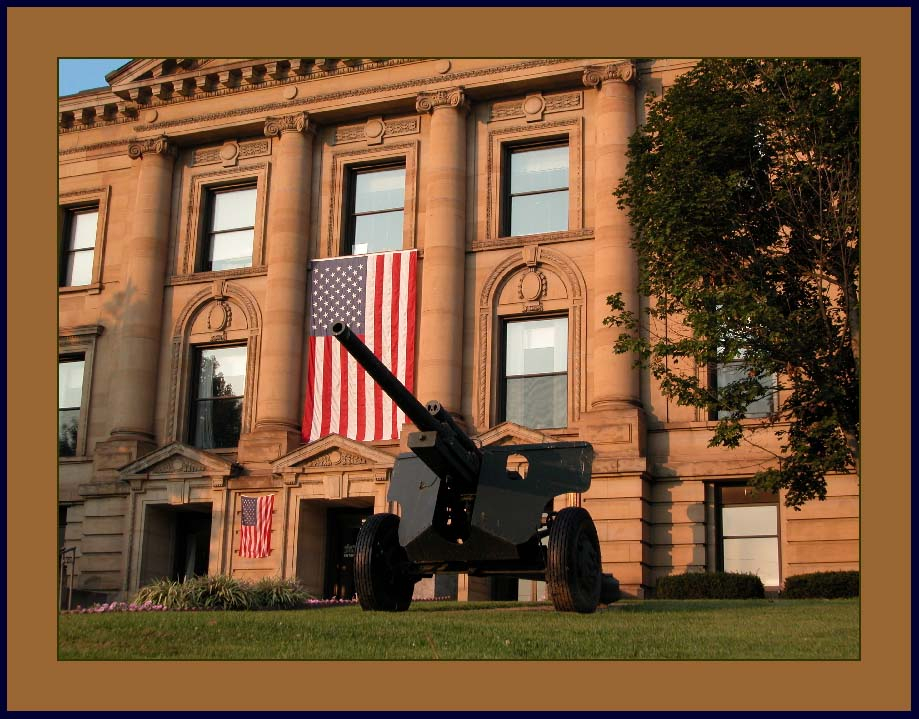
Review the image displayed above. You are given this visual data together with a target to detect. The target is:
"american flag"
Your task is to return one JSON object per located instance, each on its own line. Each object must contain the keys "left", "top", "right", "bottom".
{"left": 302, "top": 249, "right": 417, "bottom": 443}
{"left": 239, "top": 494, "right": 274, "bottom": 559}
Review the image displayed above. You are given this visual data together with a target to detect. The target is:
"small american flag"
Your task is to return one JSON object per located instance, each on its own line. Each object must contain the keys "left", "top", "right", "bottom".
{"left": 239, "top": 494, "right": 274, "bottom": 559}
{"left": 302, "top": 250, "right": 417, "bottom": 442}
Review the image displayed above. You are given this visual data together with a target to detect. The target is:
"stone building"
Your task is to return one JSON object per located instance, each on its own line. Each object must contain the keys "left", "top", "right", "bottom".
{"left": 58, "top": 58, "right": 859, "bottom": 605}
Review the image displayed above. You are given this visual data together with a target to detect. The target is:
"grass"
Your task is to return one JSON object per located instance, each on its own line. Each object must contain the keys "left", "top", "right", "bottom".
{"left": 58, "top": 599, "right": 859, "bottom": 661}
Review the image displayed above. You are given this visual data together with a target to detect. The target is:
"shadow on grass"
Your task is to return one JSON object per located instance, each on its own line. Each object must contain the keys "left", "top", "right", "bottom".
{"left": 406, "top": 598, "right": 849, "bottom": 615}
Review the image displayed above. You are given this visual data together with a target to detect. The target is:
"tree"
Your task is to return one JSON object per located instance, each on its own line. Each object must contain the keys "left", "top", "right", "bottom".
{"left": 608, "top": 59, "right": 859, "bottom": 508}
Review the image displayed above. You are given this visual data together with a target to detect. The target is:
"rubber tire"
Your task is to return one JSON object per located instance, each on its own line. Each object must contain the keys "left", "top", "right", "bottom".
{"left": 546, "top": 507, "right": 602, "bottom": 613}
{"left": 353, "top": 513, "right": 415, "bottom": 612}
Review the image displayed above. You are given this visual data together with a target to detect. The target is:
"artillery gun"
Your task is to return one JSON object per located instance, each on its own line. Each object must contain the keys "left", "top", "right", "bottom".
{"left": 332, "top": 321, "right": 618, "bottom": 613}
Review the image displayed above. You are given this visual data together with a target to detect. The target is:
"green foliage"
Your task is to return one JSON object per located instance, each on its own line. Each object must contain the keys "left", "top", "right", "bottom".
{"left": 132, "top": 575, "right": 314, "bottom": 611}
{"left": 250, "top": 577, "right": 312, "bottom": 610}
{"left": 654, "top": 571, "right": 765, "bottom": 599}
{"left": 610, "top": 59, "right": 860, "bottom": 507}
{"left": 782, "top": 571, "right": 859, "bottom": 598}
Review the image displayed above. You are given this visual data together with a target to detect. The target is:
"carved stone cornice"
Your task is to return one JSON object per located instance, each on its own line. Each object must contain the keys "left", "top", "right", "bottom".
{"left": 582, "top": 61, "right": 637, "bottom": 88}
{"left": 127, "top": 135, "right": 177, "bottom": 160}
{"left": 264, "top": 112, "right": 315, "bottom": 137}
{"left": 415, "top": 87, "right": 469, "bottom": 114}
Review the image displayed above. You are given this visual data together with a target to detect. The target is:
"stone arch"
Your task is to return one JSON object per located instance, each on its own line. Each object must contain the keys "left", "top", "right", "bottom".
{"left": 166, "top": 280, "right": 263, "bottom": 443}
{"left": 476, "top": 245, "right": 587, "bottom": 429}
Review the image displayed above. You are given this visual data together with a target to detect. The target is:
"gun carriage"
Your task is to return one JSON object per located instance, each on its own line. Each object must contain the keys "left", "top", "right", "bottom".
{"left": 332, "top": 321, "right": 618, "bottom": 613}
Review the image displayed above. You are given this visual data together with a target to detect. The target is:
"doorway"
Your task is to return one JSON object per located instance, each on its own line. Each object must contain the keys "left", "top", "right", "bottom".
{"left": 324, "top": 507, "right": 372, "bottom": 600}
{"left": 139, "top": 503, "right": 212, "bottom": 585}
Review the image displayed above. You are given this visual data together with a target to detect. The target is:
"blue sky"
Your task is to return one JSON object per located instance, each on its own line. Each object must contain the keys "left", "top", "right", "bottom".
{"left": 59, "top": 58, "right": 132, "bottom": 96}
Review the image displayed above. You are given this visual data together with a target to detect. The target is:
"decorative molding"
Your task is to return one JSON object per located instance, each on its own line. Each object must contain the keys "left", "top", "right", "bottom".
{"left": 177, "top": 161, "right": 270, "bottom": 275}
{"left": 489, "top": 91, "right": 582, "bottom": 123}
{"left": 127, "top": 135, "right": 177, "bottom": 159}
{"left": 166, "top": 282, "right": 262, "bottom": 444}
{"left": 264, "top": 112, "right": 314, "bottom": 137}
{"left": 470, "top": 227, "right": 593, "bottom": 253}
{"left": 334, "top": 116, "right": 420, "bottom": 146}
{"left": 582, "top": 61, "right": 637, "bottom": 88}
{"left": 168, "top": 265, "right": 268, "bottom": 286}
{"left": 415, "top": 87, "right": 468, "bottom": 113}
{"left": 324, "top": 141, "right": 418, "bottom": 257}
{"left": 485, "top": 118, "right": 583, "bottom": 241}
{"left": 476, "top": 245, "right": 587, "bottom": 427}
{"left": 149, "top": 457, "right": 207, "bottom": 474}
{"left": 192, "top": 138, "right": 270, "bottom": 167}
{"left": 304, "top": 450, "right": 369, "bottom": 468}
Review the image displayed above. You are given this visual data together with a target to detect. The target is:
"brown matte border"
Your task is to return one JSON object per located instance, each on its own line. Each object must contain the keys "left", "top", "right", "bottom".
{"left": 7, "top": 6, "right": 910, "bottom": 712}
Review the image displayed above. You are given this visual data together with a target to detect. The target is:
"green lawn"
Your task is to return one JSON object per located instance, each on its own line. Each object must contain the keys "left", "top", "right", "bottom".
{"left": 58, "top": 599, "right": 859, "bottom": 661}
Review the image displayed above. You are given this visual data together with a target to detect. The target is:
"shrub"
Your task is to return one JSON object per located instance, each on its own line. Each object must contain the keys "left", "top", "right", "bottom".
{"left": 655, "top": 571, "right": 765, "bottom": 599}
{"left": 782, "top": 571, "right": 859, "bottom": 599}
{"left": 185, "top": 574, "right": 253, "bottom": 610}
{"left": 133, "top": 578, "right": 194, "bottom": 609}
{"left": 250, "top": 577, "right": 312, "bottom": 610}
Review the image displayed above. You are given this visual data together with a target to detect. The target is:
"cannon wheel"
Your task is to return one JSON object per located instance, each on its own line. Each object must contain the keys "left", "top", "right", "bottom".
{"left": 546, "top": 507, "right": 602, "bottom": 613}
{"left": 353, "top": 513, "right": 416, "bottom": 612}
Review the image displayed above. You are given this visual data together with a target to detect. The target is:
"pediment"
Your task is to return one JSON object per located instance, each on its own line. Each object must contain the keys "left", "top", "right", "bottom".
{"left": 474, "top": 422, "right": 558, "bottom": 447}
{"left": 119, "top": 442, "right": 234, "bottom": 478}
{"left": 273, "top": 434, "right": 395, "bottom": 472}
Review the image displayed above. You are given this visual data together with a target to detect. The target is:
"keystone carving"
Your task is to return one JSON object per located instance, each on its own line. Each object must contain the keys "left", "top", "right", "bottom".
{"left": 582, "top": 61, "right": 637, "bottom": 88}
{"left": 415, "top": 87, "right": 468, "bottom": 113}
{"left": 264, "top": 112, "right": 314, "bottom": 137}
{"left": 128, "top": 135, "right": 177, "bottom": 160}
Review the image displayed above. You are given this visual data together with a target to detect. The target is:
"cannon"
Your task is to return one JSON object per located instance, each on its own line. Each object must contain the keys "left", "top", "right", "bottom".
{"left": 331, "top": 321, "right": 618, "bottom": 613}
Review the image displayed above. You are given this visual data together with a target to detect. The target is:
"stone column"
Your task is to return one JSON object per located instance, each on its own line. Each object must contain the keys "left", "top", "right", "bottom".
{"left": 96, "top": 135, "right": 177, "bottom": 472}
{"left": 414, "top": 88, "right": 469, "bottom": 417}
{"left": 584, "top": 62, "right": 641, "bottom": 410}
{"left": 237, "top": 112, "right": 315, "bottom": 462}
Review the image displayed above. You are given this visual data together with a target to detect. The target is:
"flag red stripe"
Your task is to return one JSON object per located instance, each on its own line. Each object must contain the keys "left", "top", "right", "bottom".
{"left": 389, "top": 251, "right": 401, "bottom": 439}
{"left": 338, "top": 340, "right": 349, "bottom": 437}
{"left": 320, "top": 337, "right": 333, "bottom": 439}
{"left": 301, "top": 338, "right": 316, "bottom": 441}
{"left": 405, "top": 252, "right": 417, "bottom": 395}
{"left": 372, "top": 254, "right": 385, "bottom": 441}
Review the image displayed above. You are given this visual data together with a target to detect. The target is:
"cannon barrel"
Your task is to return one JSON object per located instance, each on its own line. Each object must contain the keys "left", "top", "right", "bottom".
{"left": 331, "top": 320, "right": 482, "bottom": 489}
{"left": 331, "top": 321, "right": 440, "bottom": 432}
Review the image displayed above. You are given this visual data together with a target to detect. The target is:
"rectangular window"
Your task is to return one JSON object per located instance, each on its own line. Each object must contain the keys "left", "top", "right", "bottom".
{"left": 202, "top": 185, "right": 256, "bottom": 272}
{"left": 710, "top": 361, "right": 777, "bottom": 420}
{"left": 59, "top": 356, "right": 85, "bottom": 456}
{"left": 346, "top": 164, "right": 406, "bottom": 255}
{"left": 60, "top": 207, "right": 98, "bottom": 287}
{"left": 718, "top": 484, "right": 780, "bottom": 588}
{"left": 504, "top": 142, "right": 569, "bottom": 237}
{"left": 502, "top": 316, "right": 568, "bottom": 429}
{"left": 190, "top": 345, "right": 247, "bottom": 449}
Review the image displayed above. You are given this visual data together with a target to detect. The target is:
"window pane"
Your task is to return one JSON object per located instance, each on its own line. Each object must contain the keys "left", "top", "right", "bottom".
{"left": 59, "top": 359, "right": 85, "bottom": 408}
{"left": 211, "top": 187, "right": 257, "bottom": 231}
{"left": 208, "top": 229, "right": 254, "bottom": 271}
{"left": 510, "top": 190, "right": 569, "bottom": 236}
{"left": 59, "top": 409, "right": 80, "bottom": 456}
{"left": 506, "top": 318, "right": 568, "bottom": 376}
{"left": 64, "top": 249, "right": 94, "bottom": 286}
{"left": 69, "top": 210, "right": 98, "bottom": 250}
{"left": 354, "top": 168, "right": 405, "bottom": 213}
{"left": 196, "top": 346, "right": 247, "bottom": 399}
{"left": 723, "top": 537, "right": 780, "bottom": 586}
{"left": 721, "top": 505, "right": 778, "bottom": 537}
{"left": 193, "top": 398, "right": 243, "bottom": 449}
{"left": 505, "top": 374, "right": 567, "bottom": 429}
{"left": 510, "top": 145, "right": 569, "bottom": 194}
{"left": 716, "top": 363, "right": 775, "bottom": 419}
{"left": 353, "top": 211, "right": 404, "bottom": 254}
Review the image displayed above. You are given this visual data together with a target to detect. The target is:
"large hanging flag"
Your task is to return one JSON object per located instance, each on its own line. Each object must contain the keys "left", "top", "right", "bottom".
{"left": 239, "top": 494, "right": 274, "bottom": 559}
{"left": 303, "top": 249, "right": 418, "bottom": 443}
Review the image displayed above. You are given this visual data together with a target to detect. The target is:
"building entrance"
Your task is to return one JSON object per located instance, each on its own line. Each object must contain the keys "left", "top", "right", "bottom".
{"left": 139, "top": 503, "right": 212, "bottom": 585}
{"left": 324, "top": 508, "right": 372, "bottom": 600}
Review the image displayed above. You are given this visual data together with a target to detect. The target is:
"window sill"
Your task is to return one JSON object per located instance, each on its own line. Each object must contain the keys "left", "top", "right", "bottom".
{"left": 59, "top": 283, "right": 102, "bottom": 296}
{"left": 651, "top": 418, "right": 785, "bottom": 432}
{"left": 169, "top": 265, "right": 267, "bottom": 286}
{"left": 59, "top": 456, "right": 93, "bottom": 465}
{"left": 471, "top": 227, "right": 593, "bottom": 252}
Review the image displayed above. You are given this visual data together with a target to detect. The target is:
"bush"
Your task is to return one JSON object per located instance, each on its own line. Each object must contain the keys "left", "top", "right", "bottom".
{"left": 250, "top": 577, "right": 312, "bottom": 610}
{"left": 782, "top": 571, "right": 859, "bottom": 599}
{"left": 655, "top": 571, "right": 765, "bottom": 599}
{"left": 132, "top": 575, "right": 315, "bottom": 611}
